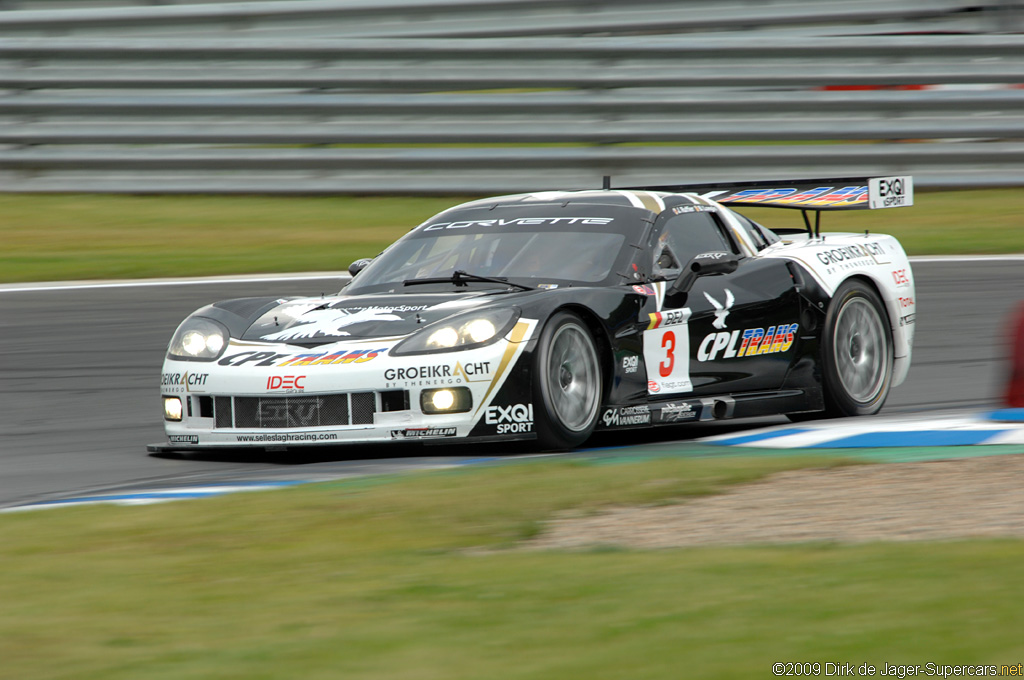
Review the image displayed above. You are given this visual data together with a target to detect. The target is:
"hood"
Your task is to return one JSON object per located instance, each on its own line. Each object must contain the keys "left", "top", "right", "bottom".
{"left": 240, "top": 291, "right": 520, "bottom": 346}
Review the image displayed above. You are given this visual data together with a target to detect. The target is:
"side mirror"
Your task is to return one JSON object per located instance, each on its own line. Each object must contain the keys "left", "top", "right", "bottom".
{"left": 668, "top": 252, "right": 740, "bottom": 297}
{"left": 348, "top": 258, "right": 373, "bottom": 277}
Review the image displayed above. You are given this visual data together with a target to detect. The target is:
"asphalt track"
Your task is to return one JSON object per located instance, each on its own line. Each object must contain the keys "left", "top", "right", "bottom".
{"left": 1, "top": 259, "right": 1021, "bottom": 509}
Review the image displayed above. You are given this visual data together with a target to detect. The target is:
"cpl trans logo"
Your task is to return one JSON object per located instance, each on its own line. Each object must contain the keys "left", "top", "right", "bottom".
{"left": 218, "top": 349, "right": 386, "bottom": 367}
{"left": 485, "top": 403, "right": 534, "bottom": 434}
{"left": 602, "top": 405, "right": 651, "bottom": 428}
{"left": 161, "top": 371, "right": 209, "bottom": 394}
{"left": 698, "top": 323, "right": 799, "bottom": 361}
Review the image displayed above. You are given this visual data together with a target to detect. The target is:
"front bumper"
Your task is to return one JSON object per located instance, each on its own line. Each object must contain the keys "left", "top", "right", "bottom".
{"left": 159, "top": 321, "right": 536, "bottom": 449}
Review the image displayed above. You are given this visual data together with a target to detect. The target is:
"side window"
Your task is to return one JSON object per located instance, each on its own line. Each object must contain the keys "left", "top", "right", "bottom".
{"left": 733, "top": 212, "right": 779, "bottom": 251}
{"left": 651, "top": 211, "right": 734, "bottom": 279}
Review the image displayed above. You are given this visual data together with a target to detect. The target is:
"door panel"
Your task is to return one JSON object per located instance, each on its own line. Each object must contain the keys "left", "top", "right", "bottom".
{"left": 641, "top": 258, "right": 800, "bottom": 396}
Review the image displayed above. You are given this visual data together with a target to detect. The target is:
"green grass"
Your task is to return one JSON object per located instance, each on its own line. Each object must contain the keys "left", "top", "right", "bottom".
{"left": 0, "top": 194, "right": 470, "bottom": 283}
{"left": 1, "top": 188, "right": 1022, "bottom": 283}
{"left": 4, "top": 454, "right": 1024, "bottom": 680}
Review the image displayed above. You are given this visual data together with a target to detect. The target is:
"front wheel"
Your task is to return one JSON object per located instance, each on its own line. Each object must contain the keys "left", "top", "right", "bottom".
{"left": 533, "top": 311, "right": 602, "bottom": 450}
{"left": 821, "top": 279, "right": 894, "bottom": 417}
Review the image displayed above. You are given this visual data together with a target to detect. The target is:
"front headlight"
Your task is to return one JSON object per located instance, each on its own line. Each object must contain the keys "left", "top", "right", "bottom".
{"left": 391, "top": 307, "right": 520, "bottom": 356}
{"left": 167, "top": 317, "right": 229, "bottom": 361}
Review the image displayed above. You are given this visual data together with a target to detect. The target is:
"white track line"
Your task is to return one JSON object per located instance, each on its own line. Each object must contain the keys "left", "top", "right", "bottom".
{"left": 1, "top": 255, "right": 1021, "bottom": 294}
{"left": 0, "top": 272, "right": 350, "bottom": 293}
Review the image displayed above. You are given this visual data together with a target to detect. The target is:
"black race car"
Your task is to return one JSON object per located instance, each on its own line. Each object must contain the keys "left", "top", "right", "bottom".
{"left": 157, "top": 176, "right": 915, "bottom": 451}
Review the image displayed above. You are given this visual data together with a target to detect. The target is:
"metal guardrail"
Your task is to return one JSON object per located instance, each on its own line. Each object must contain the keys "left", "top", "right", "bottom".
{"left": 3, "top": 0, "right": 1017, "bottom": 38}
{"left": 1, "top": 15, "right": 1023, "bottom": 193}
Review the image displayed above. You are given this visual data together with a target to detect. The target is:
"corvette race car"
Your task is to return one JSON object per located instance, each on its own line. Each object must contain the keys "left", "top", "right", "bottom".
{"left": 154, "top": 176, "right": 915, "bottom": 452}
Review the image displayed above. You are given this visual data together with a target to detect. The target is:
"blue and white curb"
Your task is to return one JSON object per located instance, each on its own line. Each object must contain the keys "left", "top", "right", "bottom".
{"left": 0, "top": 457, "right": 515, "bottom": 514}
{"left": 701, "top": 409, "right": 1024, "bottom": 449}
{"left": 0, "top": 481, "right": 309, "bottom": 513}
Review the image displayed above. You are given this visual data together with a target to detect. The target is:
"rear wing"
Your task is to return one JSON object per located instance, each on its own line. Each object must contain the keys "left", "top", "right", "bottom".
{"left": 622, "top": 175, "right": 912, "bottom": 237}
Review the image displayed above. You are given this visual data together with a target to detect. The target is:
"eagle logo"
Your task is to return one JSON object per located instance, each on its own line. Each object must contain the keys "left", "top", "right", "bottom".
{"left": 704, "top": 289, "right": 735, "bottom": 329}
{"left": 261, "top": 307, "right": 403, "bottom": 342}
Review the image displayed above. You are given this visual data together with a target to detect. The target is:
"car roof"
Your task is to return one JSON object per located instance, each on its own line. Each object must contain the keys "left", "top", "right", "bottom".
{"left": 444, "top": 189, "right": 712, "bottom": 216}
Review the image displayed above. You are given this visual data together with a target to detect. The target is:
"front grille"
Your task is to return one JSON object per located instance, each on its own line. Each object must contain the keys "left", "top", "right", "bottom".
{"left": 350, "top": 392, "right": 375, "bottom": 425}
{"left": 212, "top": 391, "right": 401, "bottom": 429}
{"left": 215, "top": 396, "right": 233, "bottom": 428}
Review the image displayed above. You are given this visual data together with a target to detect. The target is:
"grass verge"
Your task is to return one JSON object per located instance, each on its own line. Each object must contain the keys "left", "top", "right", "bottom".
{"left": 2, "top": 188, "right": 1022, "bottom": 283}
{"left": 4, "top": 453, "right": 1024, "bottom": 679}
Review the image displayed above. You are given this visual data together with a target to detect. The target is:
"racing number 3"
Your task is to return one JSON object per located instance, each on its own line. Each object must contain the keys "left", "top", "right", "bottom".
{"left": 660, "top": 331, "right": 675, "bottom": 377}
{"left": 643, "top": 323, "right": 693, "bottom": 395}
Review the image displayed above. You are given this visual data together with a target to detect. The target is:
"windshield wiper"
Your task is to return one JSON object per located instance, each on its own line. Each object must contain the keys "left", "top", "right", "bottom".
{"left": 403, "top": 270, "right": 533, "bottom": 292}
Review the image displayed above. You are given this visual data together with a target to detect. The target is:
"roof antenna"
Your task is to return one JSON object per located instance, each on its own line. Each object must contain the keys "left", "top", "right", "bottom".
{"left": 603, "top": 175, "right": 611, "bottom": 191}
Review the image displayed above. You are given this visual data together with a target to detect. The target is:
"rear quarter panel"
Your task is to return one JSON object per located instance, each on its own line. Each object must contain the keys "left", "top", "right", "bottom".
{"left": 760, "top": 232, "right": 915, "bottom": 386}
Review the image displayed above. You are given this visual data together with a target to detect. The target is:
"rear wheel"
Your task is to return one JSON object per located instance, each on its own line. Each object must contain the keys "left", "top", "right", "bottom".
{"left": 821, "top": 279, "right": 894, "bottom": 417}
{"left": 533, "top": 311, "right": 602, "bottom": 450}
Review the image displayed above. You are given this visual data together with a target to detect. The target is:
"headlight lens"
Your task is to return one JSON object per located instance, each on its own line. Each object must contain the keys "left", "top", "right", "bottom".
{"left": 168, "top": 317, "right": 230, "bottom": 361}
{"left": 392, "top": 307, "right": 520, "bottom": 356}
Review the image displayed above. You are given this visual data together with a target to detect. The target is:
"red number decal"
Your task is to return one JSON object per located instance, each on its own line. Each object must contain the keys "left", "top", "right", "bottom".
{"left": 660, "top": 331, "right": 675, "bottom": 377}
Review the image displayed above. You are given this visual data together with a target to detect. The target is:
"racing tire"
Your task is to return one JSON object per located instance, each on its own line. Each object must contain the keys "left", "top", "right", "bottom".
{"left": 819, "top": 279, "right": 894, "bottom": 417}
{"left": 533, "top": 311, "right": 603, "bottom": 450}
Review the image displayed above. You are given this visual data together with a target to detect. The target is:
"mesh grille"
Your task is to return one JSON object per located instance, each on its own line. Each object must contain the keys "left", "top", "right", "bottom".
{"left": 351, "top": 392, "right": 376, "bottom": 425}
{"left": 227, "top": 394, "right": 355, "bottom": 429}
{"left": 215, "top": 396, "right": 233, "bottom": 429}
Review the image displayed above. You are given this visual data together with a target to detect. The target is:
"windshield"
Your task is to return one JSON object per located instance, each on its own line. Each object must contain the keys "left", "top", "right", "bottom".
{"left": 345, "top": 204, "right": 646, "bottom": 294}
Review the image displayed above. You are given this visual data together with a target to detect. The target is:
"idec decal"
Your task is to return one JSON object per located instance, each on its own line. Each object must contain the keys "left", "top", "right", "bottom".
{"left": 892, "top": 268, "right": 911, "bottom": 286}
{"left": 266, "top": 375, "right": 306, "bottom": 391}
{"left": 697, "top": 323, "right": 799, "bottom": 362}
